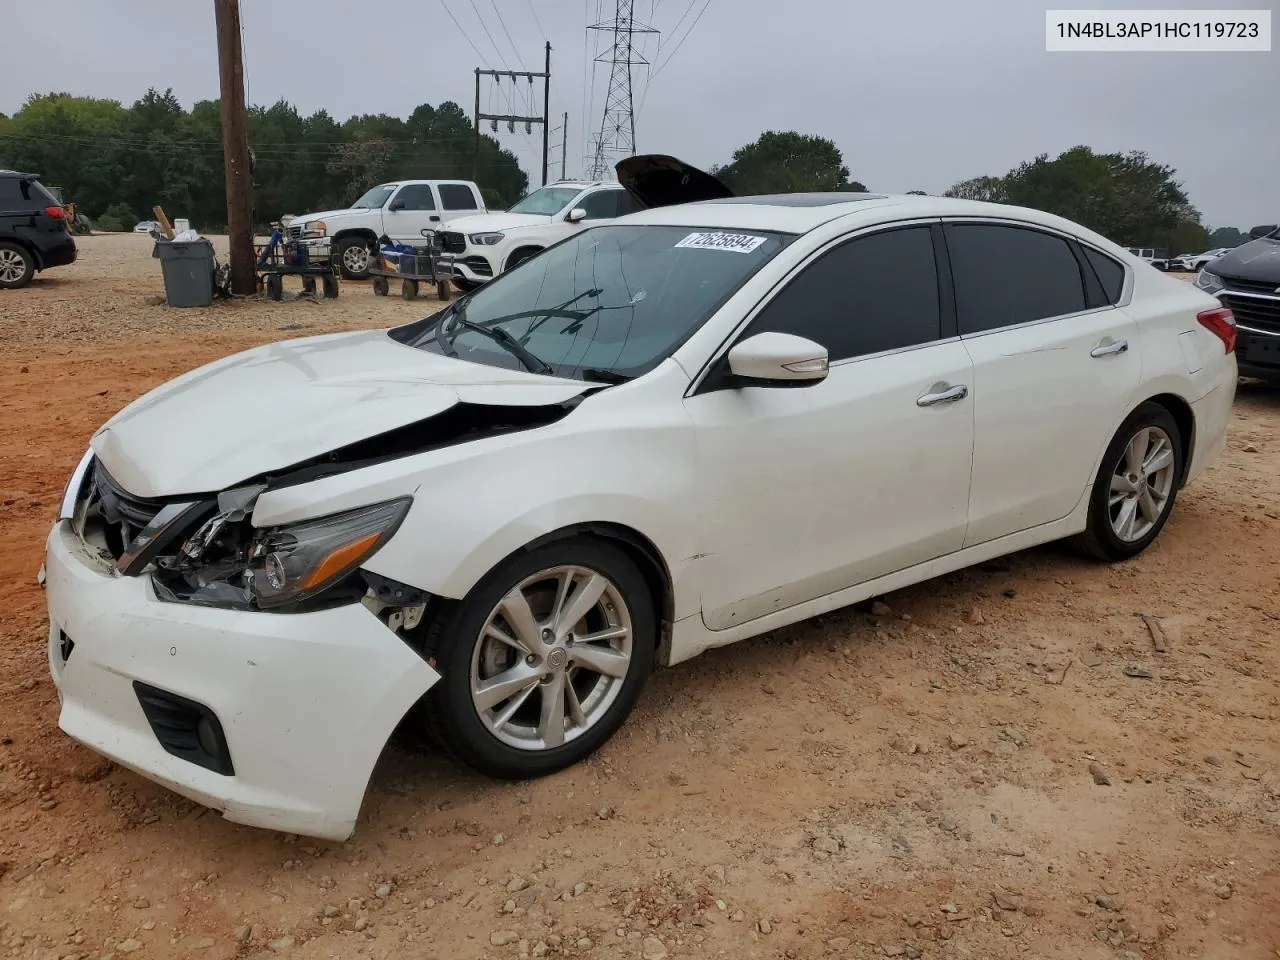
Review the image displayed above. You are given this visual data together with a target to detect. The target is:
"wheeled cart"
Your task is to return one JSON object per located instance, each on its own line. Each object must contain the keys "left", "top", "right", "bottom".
{"left": 254, "top": 222, "right": 339, "bottom": 300}
{"left": 368, "top": 240, "right": 451, "bottom": 301}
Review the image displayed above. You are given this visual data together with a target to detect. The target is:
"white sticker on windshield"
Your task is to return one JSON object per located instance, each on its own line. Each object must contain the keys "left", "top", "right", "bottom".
{"left": 674, "top": 232, "right": 767, "bottom": 254}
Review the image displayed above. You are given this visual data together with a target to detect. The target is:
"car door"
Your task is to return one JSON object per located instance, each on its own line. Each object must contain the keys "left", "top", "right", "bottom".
{"left": 943, "top": 221, "right": 1141, "bottom": 547}
{"left": 382, "top": 184, "right": 440, "bottom": 242}
{"left": 684, "top": 222, "right": 976, "bottom": 632}
{"left": 437, "top": 183, "right": 482, "bottom": 226}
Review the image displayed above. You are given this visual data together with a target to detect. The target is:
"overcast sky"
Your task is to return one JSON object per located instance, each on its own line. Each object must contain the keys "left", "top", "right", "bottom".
{"left": 3, "top": 0, "right": 1276, "bottom": 228}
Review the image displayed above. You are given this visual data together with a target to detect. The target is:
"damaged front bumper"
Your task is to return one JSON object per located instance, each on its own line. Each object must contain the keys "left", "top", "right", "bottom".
{"left": 44, "top": 518, "right": 440, "bottom": 841}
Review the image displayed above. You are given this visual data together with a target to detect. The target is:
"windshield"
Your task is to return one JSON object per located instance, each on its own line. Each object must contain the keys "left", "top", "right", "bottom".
{"left": 350, "top": 184, "right": 397, "bottom": 209}
{"left": 508, "top": 186, "right": 583, "bottom": 216}
{"left": 391, "top": 225, "right": 793, "bottom": 380}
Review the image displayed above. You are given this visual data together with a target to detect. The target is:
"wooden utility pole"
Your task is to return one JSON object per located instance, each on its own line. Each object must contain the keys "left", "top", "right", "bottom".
{"left": 214, "top": 0, "right": 255, "bottom": 295}
{"left": 541, "top": 41, "right": 552, "bottom": 186}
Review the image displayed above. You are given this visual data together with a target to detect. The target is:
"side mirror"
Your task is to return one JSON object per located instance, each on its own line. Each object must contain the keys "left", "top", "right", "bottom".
{"left": 726, "top": 332, "right": 829, "bottom": 385}
{"left": 1249, "top": 224, "right": 1277, "bottom": 239}
{"left": 566, "top": 207, "right": 587, "bottom": 223}
{"left": 389, "top": 199, "right": 406, "bottom": 212}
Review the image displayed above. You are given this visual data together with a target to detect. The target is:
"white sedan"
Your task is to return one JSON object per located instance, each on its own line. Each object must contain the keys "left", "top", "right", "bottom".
{"left": 43, "top": 158, "right": 1238, "bottom": 840}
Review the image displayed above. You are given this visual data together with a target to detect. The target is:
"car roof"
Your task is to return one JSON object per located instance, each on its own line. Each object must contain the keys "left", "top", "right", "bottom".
{"left": 0, "top": 169, "right": 40, "bottom": 179}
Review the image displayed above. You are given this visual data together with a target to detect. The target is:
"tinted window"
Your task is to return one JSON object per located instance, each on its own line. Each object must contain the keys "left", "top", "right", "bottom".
{"left": 0, "top": 178, "right": 22, "bottom": 205}
{"left": 1083, "top": 246, "right": 1125, "bottom": 304}
{"left": 392, "top": 226, "right": 792, "bottom": 379}
{"left": 746, "top": 227, "right": 941, "bottom": 362}
{"left": 578, "top": 190, "right": 620, "bottom": 220}
{"left": 615, "top": 191, "right": 644, "bottom": 217}
{"left": 439, "top": 184, "right": 478, "bottom": 210}
{"left": 392, "top": 185, "right": 436, "bottom": 211}
{"left": 0, "top": 177, "right": 43, "bottom": 208}
{"left": 946, "top": 224, "right": 1087, "bottom": 334}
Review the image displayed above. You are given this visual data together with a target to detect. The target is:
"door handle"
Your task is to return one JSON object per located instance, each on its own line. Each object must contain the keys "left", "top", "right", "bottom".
{"left": 916, "top": 383, "right": 969, "bottom": 407}
{"left": 429, "top": 215, "right": 441, "bottom": 222}
{"left": 1091, "top": 338, "right": 1129, "bottom": 358}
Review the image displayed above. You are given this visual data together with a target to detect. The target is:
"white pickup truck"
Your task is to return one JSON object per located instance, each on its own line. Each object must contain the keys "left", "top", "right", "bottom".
{"left": 288, "top": 179, "right": 486, "bottom": 279}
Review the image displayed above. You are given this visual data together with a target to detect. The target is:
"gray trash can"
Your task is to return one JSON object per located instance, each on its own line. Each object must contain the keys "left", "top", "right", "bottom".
{"left": 153, "top": 238, "right": 216, "bottom": 307}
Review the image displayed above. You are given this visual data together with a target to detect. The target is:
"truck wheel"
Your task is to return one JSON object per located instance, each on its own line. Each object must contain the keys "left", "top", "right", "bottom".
{"left": 0, "top": 242, "right": 35, "bottom": 289}
{"left": 335, "top": 237, "right": 373, "bottom": 280}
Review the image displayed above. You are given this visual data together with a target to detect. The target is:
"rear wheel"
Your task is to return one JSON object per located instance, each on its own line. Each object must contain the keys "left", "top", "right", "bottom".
{"left": 0, "top": 242, "right": 35, "bottom": 289}
{"left": 420, "top": 539, "right": 656, "bottom": 779}
{"left": 1074, "top": 402, "right": 1183, "bottom": 561}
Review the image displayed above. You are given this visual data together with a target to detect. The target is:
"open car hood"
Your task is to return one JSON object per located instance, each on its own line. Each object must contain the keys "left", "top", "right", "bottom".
{"left": 91, "top": 330, "right": 591, "bottom": 498}
{"left": 615, "top": 154, "right": 734, "bottom": 209}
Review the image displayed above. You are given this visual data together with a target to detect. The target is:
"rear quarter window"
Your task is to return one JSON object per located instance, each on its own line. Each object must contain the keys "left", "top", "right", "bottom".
{"left": 1083, "top": 247, "right": 1126, "bottom": 304}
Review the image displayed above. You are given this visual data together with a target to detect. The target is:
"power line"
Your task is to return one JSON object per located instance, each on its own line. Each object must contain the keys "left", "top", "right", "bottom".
{"left": 439, "top": 0, "right": 488, "bottom": 62}
{"left": 491, "top": 0, "right": 529, "bottom": 70}
{"left": 468, "top": 0, "right": 512, "bottom": 70}
{"left": 524, "top": 0, "right": 547, "bottom": 40}
{"left": 651, "top": 0, "right": 711, "bottom": 78}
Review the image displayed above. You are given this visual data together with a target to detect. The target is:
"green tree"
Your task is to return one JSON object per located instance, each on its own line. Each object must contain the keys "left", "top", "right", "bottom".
{"left": 943, "top": 175, "right": 1008, "bottom": 202}
{"left": 948, "top": 147, "right": 1200, "bottom": 247}
{"left": 1208, "top": 226, "right": 1248, "bottom": 248}
{"left": 713, "top": 131, "right": 865, "bottom": 195}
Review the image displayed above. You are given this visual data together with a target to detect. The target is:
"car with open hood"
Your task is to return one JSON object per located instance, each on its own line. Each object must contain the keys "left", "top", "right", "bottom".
{"left": 43, "top": 155, "right": 1237, "bottom": 841}
{"left": 1194, "top": 224, "right": 1280, "bottom": 381}
{"left": 435, "top": 159, "right": 734, "bottom": 291}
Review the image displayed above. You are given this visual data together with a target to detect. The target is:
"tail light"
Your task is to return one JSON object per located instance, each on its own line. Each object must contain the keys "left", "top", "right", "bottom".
{"left": 1197, "top": 307, "right": 1236, "bottom": 354}
{"left": 44, "top": 205, "right": 66, "bottom": 219}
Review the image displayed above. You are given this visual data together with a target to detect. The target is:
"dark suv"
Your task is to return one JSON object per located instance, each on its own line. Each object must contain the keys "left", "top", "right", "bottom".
{"left": 1194, "top": 224, "right": 1280, "bottom": 382}
{"left": 0, "top": 170, "right": 78, "bottom": 289}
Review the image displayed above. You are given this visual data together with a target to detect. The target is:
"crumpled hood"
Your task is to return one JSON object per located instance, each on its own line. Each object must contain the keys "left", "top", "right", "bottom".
{"left": 443, "top": 212, "right": 553, "bottom": 235}
{"left": 92, "top": 330, "right": 590, "bottom": 498}
{"left": 1212, "top": 237, "right": 1280, "bottom": 285}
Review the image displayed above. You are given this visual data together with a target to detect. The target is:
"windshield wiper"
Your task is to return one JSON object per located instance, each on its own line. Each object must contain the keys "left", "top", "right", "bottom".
{"left": 450, "top": 316, "right": 554, "bottom": 376}
{"left": 579, "top": 368, "right": 633, "bottom": 385}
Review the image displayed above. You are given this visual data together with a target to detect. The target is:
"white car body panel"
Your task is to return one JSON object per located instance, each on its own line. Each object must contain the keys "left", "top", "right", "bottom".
{"left": 44, "top": 191, "right": 1238, "bottom": 840}
{"left": 45, "top": 521, "right": 440, "bottom": 841}
{"left": 441, "top": 183, "right": 633, "bottom": 283}
{"left": 90, "top": 330, "right": 590, "bottom": 497}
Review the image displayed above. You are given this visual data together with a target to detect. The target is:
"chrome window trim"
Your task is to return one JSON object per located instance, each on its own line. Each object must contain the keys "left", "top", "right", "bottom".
{"left": 684, "top": 217, "right": 946, "bottom": 397}
{"left": 939, "top": 217, "right": 1134, "bottom": 335}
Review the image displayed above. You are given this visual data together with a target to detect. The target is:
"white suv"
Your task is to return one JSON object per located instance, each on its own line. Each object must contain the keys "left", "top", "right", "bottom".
{"left": 288, "top": 180, "right": 487, "bottom": 280}
{"left": 436, "top": 180, "right": 644, "bottom": 290}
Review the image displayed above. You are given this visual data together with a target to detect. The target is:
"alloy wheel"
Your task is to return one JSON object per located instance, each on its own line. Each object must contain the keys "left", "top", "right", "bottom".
{"left": 0, "top": 248, "right": 28, "bottom": 284}
{"left": 342, "top": 244, "right": 370, "bottom": 274}
{"left": 1108, "top": 425, "right": 1177, "bottom": 542}
{"left": 469, "top": 565, "right": 633, "bottom": 751}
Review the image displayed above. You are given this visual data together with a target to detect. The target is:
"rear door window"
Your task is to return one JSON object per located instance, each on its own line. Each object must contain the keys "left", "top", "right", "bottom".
{"left": 577, "top": 190, "right": 621, "bottom": 221}
{"left": 1083, "top": 246, "right": 1126, "bottom": 305}
{"left": 439, "top": 184, "right": 479, "bottom": 210}
{"left": 944, "top": 223, "right": 1089, "bottom": 335}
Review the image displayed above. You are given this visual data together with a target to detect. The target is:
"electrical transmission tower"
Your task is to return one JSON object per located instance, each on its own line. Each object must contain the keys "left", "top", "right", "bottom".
{"left": 586, "top": 1, "right": 657, "bottom": 181}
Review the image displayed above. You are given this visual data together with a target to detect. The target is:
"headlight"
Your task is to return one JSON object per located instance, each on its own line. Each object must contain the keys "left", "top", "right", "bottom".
{"left": 469, "top": 232, "right": 505, "bottom": 246}
{"left": 247, "top": 498, "right": 411, "bottom": 608}
{"left": 300, "top": 220, "right": 327, "bottom": 239}
{"left": 1195, "top": 269, "right": 1224, "bottom": 294}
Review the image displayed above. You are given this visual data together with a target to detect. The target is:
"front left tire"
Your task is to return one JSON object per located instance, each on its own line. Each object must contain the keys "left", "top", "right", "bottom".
{"left": 419, "top": 538, "right": 657, "bottom": 779}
